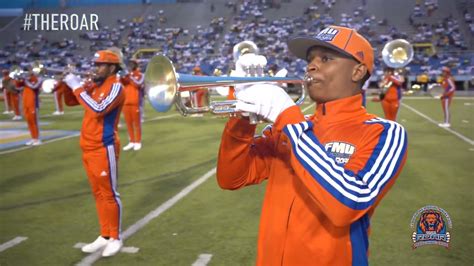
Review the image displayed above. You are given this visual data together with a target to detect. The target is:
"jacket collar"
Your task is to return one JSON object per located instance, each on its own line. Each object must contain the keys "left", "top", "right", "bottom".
{"left": 312, "top": 94, "right": 366, "bottom": 123}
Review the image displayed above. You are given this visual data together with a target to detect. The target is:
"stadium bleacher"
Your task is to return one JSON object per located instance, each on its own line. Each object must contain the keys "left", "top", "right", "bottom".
{"left": 0, "top": 0, "right": 472, "bottom": 87}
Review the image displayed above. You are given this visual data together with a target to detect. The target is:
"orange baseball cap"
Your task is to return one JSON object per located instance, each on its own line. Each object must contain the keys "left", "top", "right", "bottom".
{"left": 288, "top": 25, "right": 374, "bottom": 74}
{"left": 93, "top": 50, "right": 121, "bottom": 64}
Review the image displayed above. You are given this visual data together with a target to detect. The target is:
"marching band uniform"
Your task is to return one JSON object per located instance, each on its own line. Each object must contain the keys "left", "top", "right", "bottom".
{"left": 16, "top": 73, "right": 42, "bottom": 145}
{"left": 122, "top": 67, "right": 144, "bottom": 151}
{"left": 64, "top": 50, "right": 125, "bottom": 257}
{"left": 381, "top": 70, "right": 404, "bottom": 121}
{"left": 52, "top": 80, "right": 67, "bottom": 115}
{"left": 438, "top": 67, "right": 456, "bottom": 127}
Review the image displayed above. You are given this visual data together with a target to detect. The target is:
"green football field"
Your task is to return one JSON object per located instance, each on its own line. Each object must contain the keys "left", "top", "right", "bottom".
{"left": 0, "top": 95, "right": 473, "bottom": 266}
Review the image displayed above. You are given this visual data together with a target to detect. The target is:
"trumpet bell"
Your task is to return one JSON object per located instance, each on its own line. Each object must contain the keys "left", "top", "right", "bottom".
{"left": 144, "top": 55, "right": 178, "bottom": 112}
{"left": 382, "top": 39, "right": 414, "bottom": 68}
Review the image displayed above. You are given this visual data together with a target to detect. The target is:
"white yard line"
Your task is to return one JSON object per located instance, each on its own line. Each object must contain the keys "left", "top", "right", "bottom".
{"left": 0, "top": 133, "right": 80, "bottom": 155}
{"left": 0, "top": 236, "right": 28, "bottom": 252}
{"left": 401, "top": 102, "right": 474, "bottom": 145}
{"left": 0, "top": 114, "right": 177, "bottom": 155}
{"left": 40, "top": 110, "right": 83, "bottom": 118}
{"left": 192, "top": 254, "right": 213, "bottom": 266}
{"left": 76, "top": 167, "right": 217, "bottom": 266}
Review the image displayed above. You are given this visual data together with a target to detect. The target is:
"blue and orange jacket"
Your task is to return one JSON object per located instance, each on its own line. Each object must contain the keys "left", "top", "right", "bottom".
{"left": 69, "top": 75, "right": 124, "bottom": 151}
{"left": 217, "top": 94, "right": 408, "bottom": 266}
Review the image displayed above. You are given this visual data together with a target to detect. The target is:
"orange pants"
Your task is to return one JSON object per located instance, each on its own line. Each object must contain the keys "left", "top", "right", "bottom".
{"left": 123, "top": 105, "right": 141, "bottom": 143}
{"left": 54, "top": 90, "right": 64, "bottom": 112}
{"left": 23, "top": 107, "right": 39, "bottom": 139}
{"left": 3, "top": 90, "right": 12, "bottom": 111}
{"left": 441, "top": 95, "right": 454, "bottom": 124}
{"left": 381, "top": 99, "right": 400, "bottom": 121}
{"left": 10, "top": 93, "right": 21, "bottom": 116}
{"left": 82, "top": 144, "right": 122, "bottom": 239}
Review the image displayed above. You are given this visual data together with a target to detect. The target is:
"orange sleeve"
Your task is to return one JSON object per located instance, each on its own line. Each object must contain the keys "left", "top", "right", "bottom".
{"left": 216, "top": 106, "right": 305, "bottom": 189}
{"left": 280, "top": 116, "right": 408, "bottom": 226}
{"left": 121, "top": 75, "right": 131, "bottom": 86}
{"left": 64, "top": 84, "right": 80, "bottom": 106}
{"left": 73, "top": 82, "right": 124, "bottom": 117}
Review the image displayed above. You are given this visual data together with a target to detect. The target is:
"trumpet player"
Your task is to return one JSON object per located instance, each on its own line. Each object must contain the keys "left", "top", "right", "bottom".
{"left": 122, "top": 60, "right": 144, "bottom": 151}
{"left": 63, "top": 50, "right": 125, "bottom": 257}
{"left": 216, "top": 25, "right": 407, "bottom": 265}
{"left": 15, "top": 65, "right": 42, "bottom": 145}
{"left": 2, "top": 69, "right": 13, "bottom": 114}
{"left": 379, "top": 67, "right": 404, "bottom": 121}
{"left": 438, "top": 66, "right": 456, "bottom": 128}
{"left": 3, "top": 69, "right": 22, "bottom": 120}
{"left": 52, "top": 78, "right": 67, "bottom": 115}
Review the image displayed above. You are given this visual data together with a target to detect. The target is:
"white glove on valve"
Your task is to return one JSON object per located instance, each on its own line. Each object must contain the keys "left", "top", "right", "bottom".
{"left": 235, "top": 53, "right": 267, "bottom": 77}
{"left": 235, "top": 83, "right": 295, "bottom": 123}
{"left": 63, "top": 73, "right": 82, "bottom": 91}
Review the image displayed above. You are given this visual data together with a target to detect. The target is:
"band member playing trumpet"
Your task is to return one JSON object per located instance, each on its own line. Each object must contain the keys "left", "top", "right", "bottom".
{"left": 122, "top": 60, "right": 144, "bottom": 151}
{"left": 15, "top": 66, "right": 42, "bottom": 145}
{"left": 52, "top": 80, "right": 67, "bottom": 115}
{"left": 63, "top": 50, "right": 125, "bottom": 257}
{"left": 380, "top": 67, "right": 404, "bottom": 121}
{"left": 438, "top": 66, "right": 456, "bottom": 128}
{"left": 3, "top": 70, "right": 23, "bottom": 120}
{"left": 216, "top": 26, "right": 407, "bottom": 265}
{"left": 2, "top": 69, "right": 13, "bottom": 114}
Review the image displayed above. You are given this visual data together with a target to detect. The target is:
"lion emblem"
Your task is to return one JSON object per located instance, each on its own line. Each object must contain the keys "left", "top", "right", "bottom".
{"left": 417, "top": 211, "right": 445, "bottom": 234}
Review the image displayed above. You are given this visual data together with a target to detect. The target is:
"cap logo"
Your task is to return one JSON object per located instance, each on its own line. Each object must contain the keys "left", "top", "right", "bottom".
{"left": 94, "top": 53, "right": 100, "bottom": 58}
{"left": 316, "top": 27, "right": 339, "bottom": 42}
{"left": 356, "top": 51, "right": 364, "bottom": 60}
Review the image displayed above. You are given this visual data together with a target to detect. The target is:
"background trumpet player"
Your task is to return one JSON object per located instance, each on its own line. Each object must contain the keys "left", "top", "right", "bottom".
{"left": 438, "top": 66, "right": 456, "bottom": 128}
{"left": 14, "top": 64, "right": 43, "bottom": 146}
{"left": 122, "top": 59, "right": 144, "bottom": 151}
{"left": 5, "top": 68, "right": 23, "bottom": 121}
{"left": 63, "top": 49, "right": 125, "bottom": 257}
{"left": 2, "top": 69, "right": 22, "bottom": 120}
{"left": 379, "top": 67, "right": 404, "bottom": 121}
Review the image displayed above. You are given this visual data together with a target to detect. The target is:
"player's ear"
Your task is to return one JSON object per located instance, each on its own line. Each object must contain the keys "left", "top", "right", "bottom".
{"left": 352, "top": 63, "right": 368, "bottom": 83}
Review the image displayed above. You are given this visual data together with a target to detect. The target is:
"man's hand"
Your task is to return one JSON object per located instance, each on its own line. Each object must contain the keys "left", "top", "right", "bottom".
{"left": 63, "top": 73, "right": 82, "bottom": 91}
{"left": 235, "top": 84, "right": 295, "bottom": 122}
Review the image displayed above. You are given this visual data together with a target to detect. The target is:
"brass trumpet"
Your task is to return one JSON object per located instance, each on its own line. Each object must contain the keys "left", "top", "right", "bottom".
{"left": 144, "top": 55, "right": 306, "bottom": 118}
{"left": 41, "top": 64, "right": 88, "bottom": 94}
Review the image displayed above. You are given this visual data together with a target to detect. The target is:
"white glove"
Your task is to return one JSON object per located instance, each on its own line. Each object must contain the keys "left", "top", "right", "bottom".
{"left": 235, "top": 83, "right": 295, "bottom": 122}
{"left": 63, "top": 73, "right": 82, "bottom": 91}
{"left": 235, "top": 53, "right": 267, "bottom": 77}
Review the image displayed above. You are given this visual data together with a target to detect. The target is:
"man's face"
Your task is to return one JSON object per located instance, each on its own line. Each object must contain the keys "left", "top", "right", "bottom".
{"left": 94, "top": 63, "right": 114, "bottom": 79}
{"left": 305, "top": 47, "right": 361, "bottom": 103}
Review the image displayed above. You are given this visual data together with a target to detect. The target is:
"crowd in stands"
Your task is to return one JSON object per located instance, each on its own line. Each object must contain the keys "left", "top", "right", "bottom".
{"left": 0, "top": 0, "right": 472, "bottom": 82}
